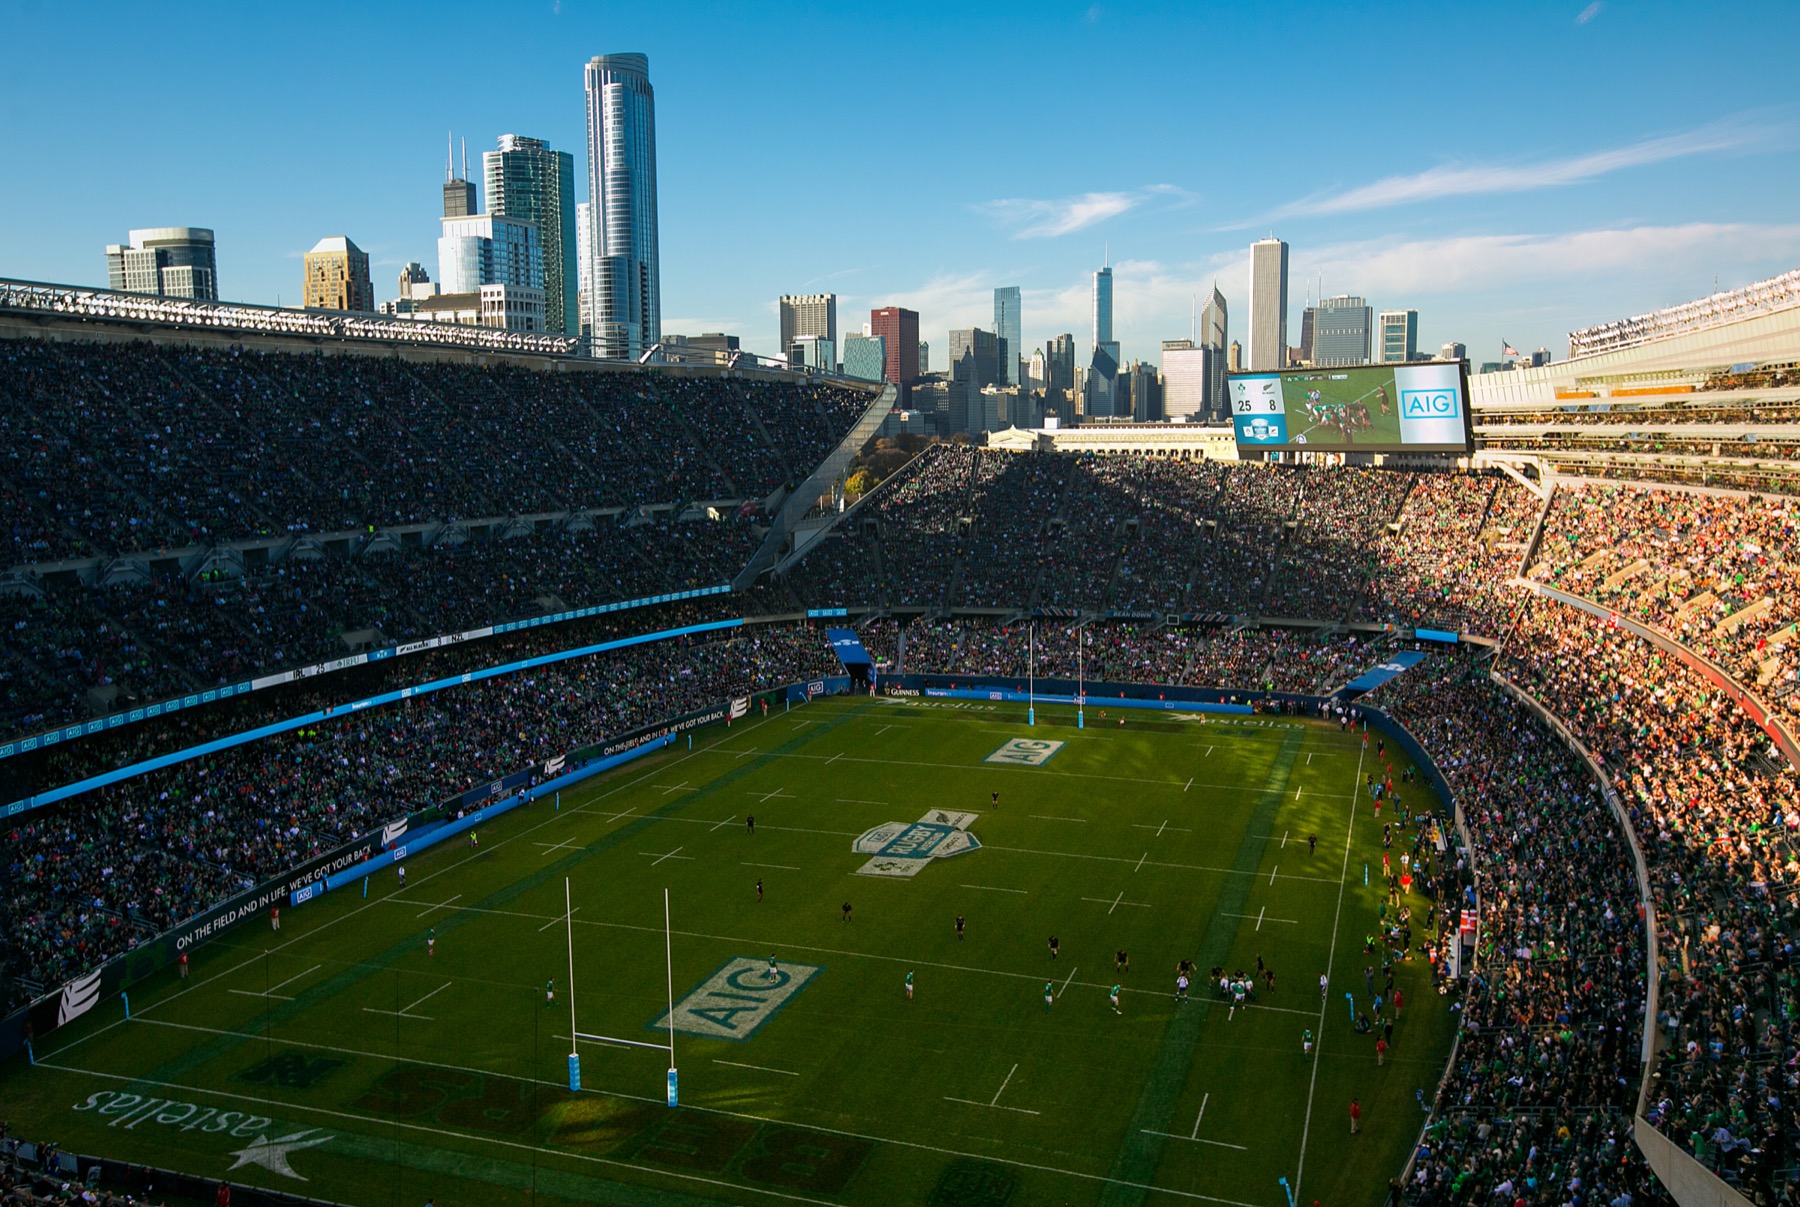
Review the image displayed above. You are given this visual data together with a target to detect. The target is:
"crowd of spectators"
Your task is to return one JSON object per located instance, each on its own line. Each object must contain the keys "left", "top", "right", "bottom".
{"left": 1368, "top": 473, "right": 1541, "bottom": 634}
{"left": 1263, "top": 467, "right": 1415, "bottom": 620}
{"left": 854, "top": 617, "right": 1387, "bottom": 697}
{"left": 783, "top": 454, "right": 1546, "bottom": 630}
{"left": 1363, "top": 652, "right": 1660, "bottom": 1205}
{"left": 0, "top": 622, "right": 839, "bottom": 1011}
{"left": 1501, "top": 594, "right": 1800, "bottom": 1194}
{"left": 1530, "top": 482, "right": 1800, "bottom": 733}
{"left": 0, "top": 516, "right": 764, "bottom": 743}
{"left": 0, "top": 338, "right": 871, "bottom": 566}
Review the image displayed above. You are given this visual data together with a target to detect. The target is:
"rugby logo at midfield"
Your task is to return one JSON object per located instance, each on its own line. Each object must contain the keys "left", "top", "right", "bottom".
{"left": 853, "top": 810, "right": 981, "bottom": 878}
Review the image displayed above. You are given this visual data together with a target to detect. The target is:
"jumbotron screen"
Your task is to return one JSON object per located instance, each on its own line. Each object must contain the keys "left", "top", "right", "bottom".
{"left": 1227, "top": 361, "right": 1474, "bottom": 454}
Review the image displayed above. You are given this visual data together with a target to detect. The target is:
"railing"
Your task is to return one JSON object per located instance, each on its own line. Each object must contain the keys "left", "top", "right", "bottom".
{"left": 0, "top": 277, "right": 581, "bottom": 356}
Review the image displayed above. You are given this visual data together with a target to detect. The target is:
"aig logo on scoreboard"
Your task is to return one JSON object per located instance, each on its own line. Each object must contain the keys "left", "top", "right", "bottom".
{"left": 1399, "top": 389, "right": 1461, "bottom": 419}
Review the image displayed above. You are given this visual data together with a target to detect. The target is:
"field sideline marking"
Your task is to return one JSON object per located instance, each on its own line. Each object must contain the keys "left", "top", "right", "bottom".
{"left": 36, "top": 1040, "right": 1255, "bottom": 1204}
{"left": 835, "top": 797, "right": 888, "bottom": 806}
{"left": 641, "top": 846, "right": 691, "bottom": 865}
{"left": 1294, "top": 741, "right": 1366, "bottom": 1201}
{"left": 227, "top": 989, "right": 293, "bottom": 1001}
{"left": 226, "top": 962, "right": 322, "bottom": 1000}
{"left": 1057, "top": 967, "right": 1078, "bottom": 999}
{"left": 713, "top": 1058, "right": 799, "bottom": 1077}
{"left": 960, "top": 883, "right": 1027, "bottom": 894}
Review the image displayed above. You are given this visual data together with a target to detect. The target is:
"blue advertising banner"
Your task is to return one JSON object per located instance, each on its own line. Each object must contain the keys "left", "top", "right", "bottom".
{"left": 1340, "top": 650, "right": 1428, "bottom": 694}
{"left": 824, "top": 628, "right": 873, "bottom": 669}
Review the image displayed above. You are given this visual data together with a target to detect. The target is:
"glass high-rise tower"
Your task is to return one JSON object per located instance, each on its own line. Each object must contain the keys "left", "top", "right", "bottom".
{"left": 484, "top": 135, "right": 578, "bottom": 336}
{"left": 993, "top": 286, "right": 1022, "bottom": 387}
{"left": 583, "top": 53, "right": 660, "bottom": 359}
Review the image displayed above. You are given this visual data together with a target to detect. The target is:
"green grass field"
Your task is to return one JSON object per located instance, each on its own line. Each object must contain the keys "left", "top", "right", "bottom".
{"left": 1280, "top": 370, "right": 1403, "bottom": 447}
{"left": 1, "top": 696, "right": 1454, "bottom": 1207}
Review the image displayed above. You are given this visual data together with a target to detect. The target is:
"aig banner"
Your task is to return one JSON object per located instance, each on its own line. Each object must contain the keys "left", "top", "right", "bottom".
{"left": 1393, "top": 362, "right": 1466, "bottom": 446}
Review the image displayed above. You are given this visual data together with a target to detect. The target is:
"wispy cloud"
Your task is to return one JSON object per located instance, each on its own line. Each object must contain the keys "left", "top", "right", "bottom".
{"left": 1247, "top": 116, "right": 1769, "bottom": 223}
{"left": 1203, "top": 223, "right": 1800, "bottom": 310}
{"left": 1576, "top": 1, "right": 1603, "bottom": 23}
{"left": 976, "top": 184, "right": 1192, "bottom": 240}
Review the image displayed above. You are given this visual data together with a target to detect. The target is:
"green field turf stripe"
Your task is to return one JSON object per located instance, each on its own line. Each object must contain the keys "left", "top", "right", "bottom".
{"left": 1096, "top": 726, "right": 1305, "bottom": 1207}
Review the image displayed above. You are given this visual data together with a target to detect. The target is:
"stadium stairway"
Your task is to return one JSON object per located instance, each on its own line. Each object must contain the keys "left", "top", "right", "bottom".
{"left": 733, "top": 383, "right": 895, "bottom": 591}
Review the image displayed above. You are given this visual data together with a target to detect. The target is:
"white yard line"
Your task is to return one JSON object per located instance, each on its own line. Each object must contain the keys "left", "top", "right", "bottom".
{"left": 36, "top": 1046, "right": 1255, "bottom": 1204}
{"left": 414, "top": 894, "right": 462, "bottom": 918}
{"left": 1057, "top": 967, "right": 1079, "bottom": 999}
{"left": 227, "top": 989, "right": 294, "bottom": 1001}
{"left": 944, "top": 1096, "right": 1041, "bottom": 1116}
{"left": 1134, "top": 852, "right": 1148, "bottom": 873}
{"left": 709, "top": 815, "right": 737, "bottom": 832}
{"left": 264, "top": 964, "right": 321, "bottom": 994}
{"left": 989, "top": 1062, "right": 1019, "bottom": 1106}
{"left": 742, "top": 861, "right": 801, "bottom": 871}
{"left": 645, "top": 846, "right": 690, "bottom": 866}
{"left": 960, "top": 884, "right": 1028, "bottom": 894}
{"left": 1028, "top": 814, "right": 1087, "bottom": 822}
{"left": 539, "top": 907, "right": 579, "bottom": 933}
{"left": 1294, "top": 743, "right": 1365, "bottom": 1201}
{"left": 713, "top": 1058, "right": 799, "bottom": 1077}
{"left": 1080, "top": 895, "right": 1150, "bottom": 911}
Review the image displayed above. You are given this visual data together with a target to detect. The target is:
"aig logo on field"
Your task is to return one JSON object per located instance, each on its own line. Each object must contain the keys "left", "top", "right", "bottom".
{"left": 1399, "top": 389, "right": 1461, "bottom": 419}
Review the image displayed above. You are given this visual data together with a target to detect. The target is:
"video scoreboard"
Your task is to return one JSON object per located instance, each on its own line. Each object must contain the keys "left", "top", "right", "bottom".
{"left": 1228, "top": 361, "right": 1473, "bottom": 455}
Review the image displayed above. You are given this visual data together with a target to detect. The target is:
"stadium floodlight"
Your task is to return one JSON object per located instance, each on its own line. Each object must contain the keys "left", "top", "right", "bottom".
{"left": 638, "top": 343, "right": 664, "bottom": 365}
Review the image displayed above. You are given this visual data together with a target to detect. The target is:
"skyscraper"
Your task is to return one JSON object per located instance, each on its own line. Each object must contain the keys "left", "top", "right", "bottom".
{"left": 993, "top": 286, "right": 1022, "bottom": 387}
{"left": 1161, "top": 340, "right": 1206, "bottom": 421}
{"left": 1313, "top": 296, "right": 1373, "bottom": 367}
{"left": 1199, "top": 284, "right": 1228, "bottom": 419}
{"left": 583, "top": 53, "right": 660, "bottom": 358}
{"left": 1044, "top": 334, "right": 1076, "bottom": 396}
{"left": 949, "top": 328, "right": 1001, "bottom": 434}
{"left": 302, "top": 236, "right": 374, "bottom": 312}
{"left": 1248, "top": 237, "right": 1288, "bottom": 371}
{"left": 1379, "top": 309, "right": 1419, "bottom": 363}
{"left": 870, "top": 307, "right": 919, "bottom": 398}
{"left": 1092, "top": 264, "right": 1113, "bottom": 351}
{"left": 575, "top": 200, "right": 593, "bottom": 340}
{"left": 105, "top": 228, "right": 218, "bottom": 300}
{"left": 780, "top": 294, "right": 837, "bottom": 351}
{"left": 437, "top": 214, "right": 546, "bottom": 332}
{"left": 842, "top": 333, "right": 886, "bottom": 382}
{"left": 484, "top": 135, "right": 578, "bottom": 335}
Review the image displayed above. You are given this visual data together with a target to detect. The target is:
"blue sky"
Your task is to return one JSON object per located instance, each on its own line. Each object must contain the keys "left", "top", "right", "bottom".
{"left": 3, "top": 0, "right": 1798, "bottom": 368}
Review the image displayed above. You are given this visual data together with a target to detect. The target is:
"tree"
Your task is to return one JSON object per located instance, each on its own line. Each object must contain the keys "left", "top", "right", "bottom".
{"left": 844, "top": 468, "right": 877, "bottom": 500}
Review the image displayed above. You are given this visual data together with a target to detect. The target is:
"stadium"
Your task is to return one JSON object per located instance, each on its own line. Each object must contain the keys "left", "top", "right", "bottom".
{"left": 0, "top": 269, "right": 1796, "bottom": 1207}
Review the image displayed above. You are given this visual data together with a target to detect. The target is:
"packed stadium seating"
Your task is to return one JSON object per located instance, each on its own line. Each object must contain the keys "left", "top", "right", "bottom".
{"left": 0, "top": 338, "right": 869, "bottom": 566}
{"left": 0, "top": 622, "right": 838, "bottom": 1010}
{"left": 1363, "top": 652, "right": 1658, "bottom": 1204}
{"left": 17, "top": 325, "right": 1800, "bottom": 1203}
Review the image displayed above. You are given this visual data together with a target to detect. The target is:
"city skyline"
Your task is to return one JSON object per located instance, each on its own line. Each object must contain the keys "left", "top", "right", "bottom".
{"left": 8, "top": 1, "right": 1800, "bottom": 368}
